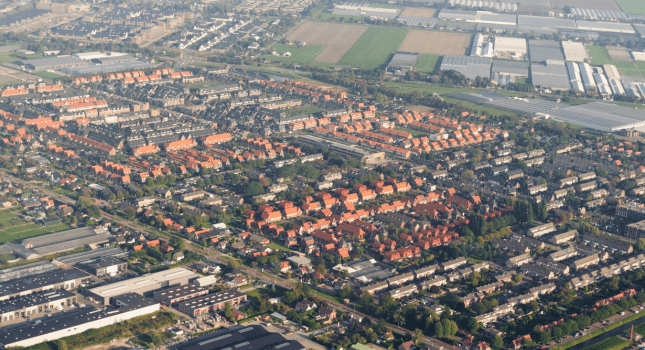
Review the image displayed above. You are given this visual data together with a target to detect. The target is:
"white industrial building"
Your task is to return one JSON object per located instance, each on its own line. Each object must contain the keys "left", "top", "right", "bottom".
{"left": 575, "top": 20, "right": 635, "bottom": 33}
{"left": 494, "top": 37, "right": 527, "bottom": 60}
{"left": 87, "top": 268, "right": 199, "bottom": 304}
{"left": 0, "top": 294, "right": 159, "bottom": 348}
{"left": 561, "top": 41, "right": 588, "bottom": 62}
{"left": 592, "top": 67, "right": 612, "bottom": 97}
{"left": 566, "top": 62, "right": 584, "bottom": 92}
{"left": 603, "top": 64, "right": 625, "bottom": 95}
{"left": 579, "top": 62, "right": 596, "bottom": 91}
{"left": 632, "top": 51, "right": 645, "bottom": 61}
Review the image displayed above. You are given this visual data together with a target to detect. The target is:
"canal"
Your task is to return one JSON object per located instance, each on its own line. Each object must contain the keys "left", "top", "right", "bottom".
{"left": 567, "top": 314, "right": 645, "bottom": 350}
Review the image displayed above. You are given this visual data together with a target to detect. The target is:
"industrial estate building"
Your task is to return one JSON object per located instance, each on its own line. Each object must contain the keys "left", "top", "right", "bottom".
{"left": 179, "top": 324, "right": 306, "bottom": 350}
{"left": 178, "top": 290, "right": 247, "bottom": 317}
{"left": 87, "top": 267, "right": 198, "bottom": 304}
{"left": 0, "top": 289, "right": 76, "bottom": 323}
{"left": 153, "top": 284, "right": 208, "bottom": 306}
{"left": 0, "top": 293, "right": 159, "bottom": 348}
{"left": 0, "top": 268, "right": 89, "bottom": 300}
{"left": 83, "top": 256, "right": 128, "bottom": 277}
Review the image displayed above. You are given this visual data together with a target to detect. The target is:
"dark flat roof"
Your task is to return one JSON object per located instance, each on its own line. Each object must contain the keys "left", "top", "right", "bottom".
{"left": 179, "top": 290, "right": 245, "bottom": 312}
{"left": 154, "top": 284, "right": 206, "bottom": 300}
{"left": 84, "top": 256, "right": 126, "bottom": 269}
{"left": 0, "top": 289, "right": 76, "bottom": 313}
{"left": 182, "top": 325, "right": 305, "bottom": 350}
{"left": 0, "top": 269, "right": 89, "bottom": 297}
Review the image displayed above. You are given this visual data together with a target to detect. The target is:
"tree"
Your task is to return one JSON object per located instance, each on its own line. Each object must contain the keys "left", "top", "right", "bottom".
{"left": 513, "top": 273, "right": 522, "bottom": 284}
{"left": 245, "top": 181, "right": 265, "bottom": 196}
{"left": 225, "top": 301, "right": 233, "bottom": 318}
{"left": 149, "top": 332, "right": 163, "bottom": 346}
{"left": 315, "top": 263, "right": 327, "bottom": 275}
{"left": 637, "top": 238, "right": 645, "bottom": 251}
{"left": 229, "top": 260, "right": 240, "bottom": 269}
{"left": 528, "top": 299, "right": 539, "bottom": 312}
{"left": 536, "top": 331, "right": 551, "bottom": 344}
{"left": 491, "top": 335, "right": 503, "bottom": 350}
{"left": 340, "top": 284, "right": 353, "bottom": 300}
{"left": 125, "top": 207, "right": 136, "bottom": 220}
{"left": 413, "top": 328, "right": 424, "bottom": 346}
{"left": 435, "top": 322, "right": 444, "bottom": 338}
{"left": 54, "top": 340, "right": 68, "bottom": 350}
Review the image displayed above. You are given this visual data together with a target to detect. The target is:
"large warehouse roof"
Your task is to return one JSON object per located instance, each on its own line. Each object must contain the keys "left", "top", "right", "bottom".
{"left": 492, "top": 60, "right": 529, "bottom": 76}
{"left": 19, "top": 56, "right": 88, "bottom": 70}
{"left": 575, "top": 20, "right": 635, "bottom": 33}
{"left": 494, "top": 37, "right": 527, "bottom": 54}
{"left": 561, "top": 41, "right": 588, "bottom": 62}
{"left": 538, "top": 102, "right": 645, "bottom": 132}
{"left": 440, "top": 55, "right": 492, "bottom": 80}
{"left": 388, "top": 52, "right": 418, "bottom": 71}
{"left": 61, "top": 60, "right": 156, "bottom": 75}
{"left": 529, "top": 39, "right": 564, "bottom": 62}
{"left": 88, "top": 268, "right": 198, "bottom": 299}
{"left": 531, "top": 60, "right": 570, "bottom": 90}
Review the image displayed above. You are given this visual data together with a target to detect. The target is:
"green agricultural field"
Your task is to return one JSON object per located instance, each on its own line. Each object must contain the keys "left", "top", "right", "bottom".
{"left": 262, "top": 43, "right": 325, "bottom": 64}
{"left": 586, "top": 45, "right": 645, "bottom": 74}
{"left": 618, "top": 69, "right": 643, "bottom": 77}
{"left": 0, "top": 212, "right": 70, "bottom": 243}
{"left": 415, "top": 54, "right": 441, "bottom": 73}
{"left": 338, "top": 27, "right": 409, "bottom": 70}
{"left": 580, "top": 336, "right": 630, "bottom": 350}
{"left": 587, "top": 45, "right": 612, "bottom": 65}
{"left": 33, "top": 71, "right": 63, "bottom": 79}
{"left": 616, "top": 0, "right": 645, "bottom": 14}
{"left": 308, "top": 61, "right": 335, "bottom": 68}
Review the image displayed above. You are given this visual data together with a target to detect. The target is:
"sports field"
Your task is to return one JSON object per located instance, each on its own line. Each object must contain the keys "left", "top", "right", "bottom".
{"left": 400, "top": 7, "right": 436, "bottom": 17}
{"left": 0, "top": 211, "right": 70, "bottom": 243}
{"left": 286, "top": 22, "right": 368, "bottom": 63}
{"left": 398, "top": 31, "right": 472, "bottom": 55}
{"left": 616, "top": 0, "right": 645, "bottom": 14}
{"left": 338, "top": 27, "right": 409, "bottom": 69}
{"left": 262, "top": 43, "right": 325, "bottom": 64}
{"left": 415, "top": 54, "right": 441, "bottom": 73}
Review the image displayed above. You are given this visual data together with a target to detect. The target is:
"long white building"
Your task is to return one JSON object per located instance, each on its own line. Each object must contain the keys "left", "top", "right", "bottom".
{"left": 0, "top": 293, "right": 159, "bottom": 348}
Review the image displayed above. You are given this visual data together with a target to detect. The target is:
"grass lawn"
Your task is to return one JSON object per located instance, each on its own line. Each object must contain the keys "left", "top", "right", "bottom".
{"left": 394, "top": 126, "right": 426, "bottom": 137}
{"left": 32, "top": 71, "right": 62, "bottom": 79}
{"left": 618, "top": 69, "right": 643, "bottom": 78}
{"left": 0, "top": 223, "right": 71, "bottom": 243}
{"left": 0, "top": 80, "right": 20, "bottom": 87}
{"left": 563, "top": 308, "right": 645, "bottom": 349}
{"left": 415, "top": 54, "right": 441, "bottom": 73}
{"left": 580, "top": 336, "right": 630, "bottom": 350}
{"left": 442, "top": 96, "right": 520, "bottom": 116}
{"left": 268, "top": 243, "right": 293, "bottom": 252}
{"left": 262, "top": 43, "right": 325, "bottom": 64}
{"left": 284, "top": 106, "right": 324, "bottom": 117}
{"left": 616, "top": 0, "right": 645, "bottom": 14}
{"left": 338, "top": 27, "right": 409, "bottom": 70}
{"left": 308, "top": 61, "right": 335, "bottom": 68}
{"left": 516, "top": 77, "right": 527, "bottom": 84}
{"left": 381, "top": 82, "right": 476, "bottom": 95}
